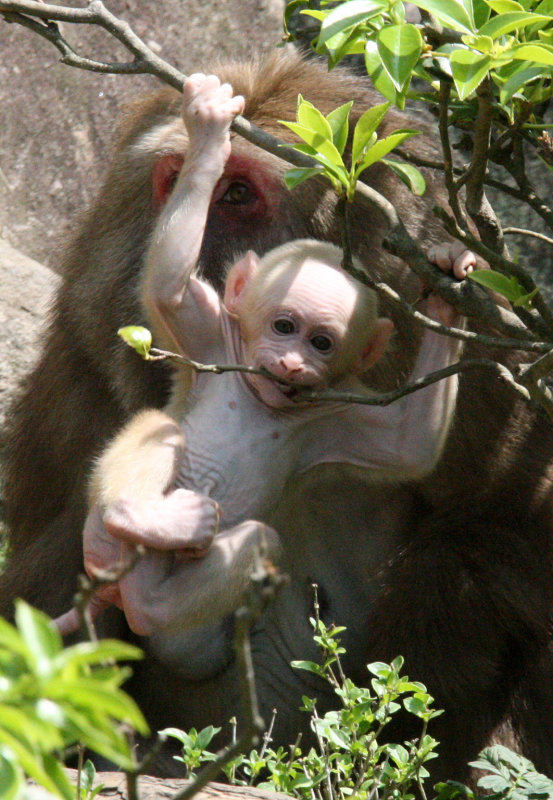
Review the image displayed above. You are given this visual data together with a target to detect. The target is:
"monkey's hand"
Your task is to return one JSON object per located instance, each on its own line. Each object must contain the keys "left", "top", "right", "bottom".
{"left": 101, "top": 489, "right": 220, "bottom": 557}
{"left": 426, "top": 241, "right": 477, "bottom": 326}
{"left": 183, "top": 73, "right": 245, "bottom": 168}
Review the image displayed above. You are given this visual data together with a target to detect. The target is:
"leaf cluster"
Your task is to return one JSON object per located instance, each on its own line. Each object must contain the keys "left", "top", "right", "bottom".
{"left": 165, "top": 618, "right": 442, "bottom": 800}
{"left": 436, "top": 745, "right": 553, "bottom": 800}
{"left": 279, "top": 94, "right": 425, "bottom": 198}
{"left": 286, "top": 0, "right": 553, "bottom": 111}
{"left": 0, "top": 601, "right": 147, "bottom": 800}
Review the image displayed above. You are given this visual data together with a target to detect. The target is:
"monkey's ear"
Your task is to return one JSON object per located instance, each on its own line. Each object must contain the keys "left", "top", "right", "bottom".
{"left": 354, "top": 318, "right": 394, "bottom": 374}
{"left": 224, "top": 251, "right": 260, "bottom": 314}
{"left": 152, "top": 154, "right": 184, "bottom": 209}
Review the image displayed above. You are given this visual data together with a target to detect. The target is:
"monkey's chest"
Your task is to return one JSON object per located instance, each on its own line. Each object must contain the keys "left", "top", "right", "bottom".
{"left": 174, "top": 372, "right": 299, "bottom": 526}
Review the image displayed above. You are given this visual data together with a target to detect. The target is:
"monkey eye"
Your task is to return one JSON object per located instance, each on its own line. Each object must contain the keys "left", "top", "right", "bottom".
{"left": 310, "top": 334, "right": 334, "bottom": 353}
{"left": 273, "top": 318, "right": 296, "bottom": 335}
{"left": 220, "top": 182, "right": 255, "bottom": 205}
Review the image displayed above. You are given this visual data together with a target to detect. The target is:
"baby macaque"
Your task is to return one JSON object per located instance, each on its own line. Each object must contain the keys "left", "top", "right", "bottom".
{"left": 55, "top": 75, "right": 473, "bottom": 639}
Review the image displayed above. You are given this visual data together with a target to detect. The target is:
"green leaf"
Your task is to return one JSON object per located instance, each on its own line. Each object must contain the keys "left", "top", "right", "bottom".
{"left": 462, "top": 33, "right": 494, "bottom": 52}
{"left": 316, "top": 0, "right": 387, "bottom": 47}
{"left": 14, "top": 602, "right": 62, "bottom": 678}
{"left": 326, "top": 101, "right": 353, "bottom": 154}
{"left": 404, "top": 696, "right": 429, "bottom": 716}
{"left": 409, "top": 0, "right": 475, "bottom": 33}
{"left": 42, "top": 753, "right": 75, "bottom": 800}
{"left": 53, "top": 639, "right": 144, "bottom": 672}
{"left": 355, "top": 130, "right": 420, "bottom": 176}
{"left": 291, "top": 660, "right": 325, "bottom": 675}
{"left": 0, "top": 751, "right": 23, "bottom": 800}
{"left": 283, "top": 167, "right": 324, "bottom": 190}
{"left": 499, "top": 64, "right": 549, "bottom": 104}
{"left": 281, "top": 141, "right": 349, "bottom": 189}
{"left": 279, "top": 121, "right": 345, "bottom": 169}
{"left": 479, "top": 11, "right": 553, "bottom": 38}
{"left": 118, "top": 326, "right": 152, "bottom": 359}
{"left": 486, "top": 0, "right": 524, "bottom": 11}
{"left": 376, "top": 24, "right": 423, "bottom": 92}
{"left": 196, "top": 725, "right": 221, "bottom": 750}
{"left": 283, "top": 0, "right": 308, "bottom": 38}
{"left": 351, "top": 101, "right": 390, "bottom": 165}
{"left": 510, "top": 43, "right": 553, "bottom": 65}
{"left": 365, "top": 40, "right": 407, "bottom": 107}
{"left": 469, "top": 270, "right": 535, "bottom": 307}
{"left": 450, "top": 49, "right": 492, "bottom": 99}
{"left": 0, "top": 616, "right": 33, "bottom": 663}
{"left": 49, "top": 680, "right": 149, "bottom": 734}
{"left": 296, "top": 96, "right": 334, "bottom": 142}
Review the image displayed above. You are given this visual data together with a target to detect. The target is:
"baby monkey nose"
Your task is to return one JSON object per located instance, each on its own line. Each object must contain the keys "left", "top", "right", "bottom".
{"left": 279, "top": 354, "right": 303, "bottom": 375}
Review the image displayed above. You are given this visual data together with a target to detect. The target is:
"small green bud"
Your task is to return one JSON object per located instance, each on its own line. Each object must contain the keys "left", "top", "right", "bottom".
{"left": 118, "top": 326, "right": 153, "bottom": 359}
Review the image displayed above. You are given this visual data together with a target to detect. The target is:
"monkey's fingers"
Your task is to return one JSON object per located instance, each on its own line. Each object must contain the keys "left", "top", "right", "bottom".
{"left": 452, "top": 249, "right": 476, "bottom": 279}
{"left": 428, "top": 241, "right": 476, "bottom": 279}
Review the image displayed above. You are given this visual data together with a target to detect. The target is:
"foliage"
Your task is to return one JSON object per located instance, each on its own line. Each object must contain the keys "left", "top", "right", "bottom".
{"left": 0, "top": 600, "right": 147, "bottom": 800}
{"left": 286, "top": 0, "right": 553, "bottom": 110}
{"left": 279, "top": 94, "right": 425, "bottom": 198}
{"left": 281, "top": 0, "right": 553, "bottom": 327}
{"left": 436, "top": 745, "right": 553, "bottom": 800}
{"left": 165, "top": 616, "right": 442, "bottom": 800}
{"left": 163, "top": 617, "right": 553, "bottom": 800}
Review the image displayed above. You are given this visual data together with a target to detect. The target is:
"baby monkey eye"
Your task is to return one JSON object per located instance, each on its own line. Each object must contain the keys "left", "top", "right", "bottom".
{"left": 273, "top": 318, "right": 296, "bottom": 335}
{"left": 310, "top": 334, "right": 333, "bottom": 352}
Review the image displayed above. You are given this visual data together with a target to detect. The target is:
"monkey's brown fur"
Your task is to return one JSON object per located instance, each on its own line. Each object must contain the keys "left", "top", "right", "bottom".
{"left": 3, "top": 49, "right": 553, "bottom": 781}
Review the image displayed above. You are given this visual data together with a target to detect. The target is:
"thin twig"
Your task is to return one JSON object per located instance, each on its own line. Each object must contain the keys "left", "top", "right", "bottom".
{"left": 437, "top": 80, "right": 467, "bottom": 229}
{"left": 503, "top": 227, "right": 553, "bottom": 247}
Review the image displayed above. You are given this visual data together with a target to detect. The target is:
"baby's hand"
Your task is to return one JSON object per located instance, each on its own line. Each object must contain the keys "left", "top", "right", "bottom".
{"left": 425, "top": 240, "right": 477, "bottom": 325}
{"left": 182, "top": 73, "right": 244, "bottom": 160}
{"left": 427, "top": 240, "right": 477, "bottom": 280}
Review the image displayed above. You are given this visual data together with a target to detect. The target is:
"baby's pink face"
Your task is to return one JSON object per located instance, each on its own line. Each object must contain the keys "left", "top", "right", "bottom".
{"left": 241, "top": 259, "right": 362, "bottom": 408}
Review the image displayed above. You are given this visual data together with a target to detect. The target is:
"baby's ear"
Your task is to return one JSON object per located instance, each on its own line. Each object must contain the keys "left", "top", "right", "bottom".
{"left": 353, "top": 318, "right": 394, "bottom": 374}
{"left": 224, "top": 251, "right": 260, "bottom": 314}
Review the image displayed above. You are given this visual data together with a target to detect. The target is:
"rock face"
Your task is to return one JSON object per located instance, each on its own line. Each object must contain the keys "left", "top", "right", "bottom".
{"left": 0, "top": 239, "right": 60, "bottom": 432}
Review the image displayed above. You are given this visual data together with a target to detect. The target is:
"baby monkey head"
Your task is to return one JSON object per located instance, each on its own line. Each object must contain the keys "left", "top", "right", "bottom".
{"left": 224, "top": 239, "right": 393, "bottom": 408}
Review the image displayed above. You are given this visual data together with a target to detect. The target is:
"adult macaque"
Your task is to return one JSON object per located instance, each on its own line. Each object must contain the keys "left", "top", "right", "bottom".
{"left": 3, "top": 49, "right": 553, "bottom": 780}
{"left": 54, "top": 75, "right": 467, "bottom": 642}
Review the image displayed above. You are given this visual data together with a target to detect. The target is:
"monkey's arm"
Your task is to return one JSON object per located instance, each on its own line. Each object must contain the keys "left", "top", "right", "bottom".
{"left": 118, "top": 521, "right": 281, "bottom": 636}
{"left": 87, "top": 409, "right": 219, "bottom": 556}
{"left": 142, "top": 75, "right": 244, "bottom": 360}
{"left": 299, "top": 312, "right": 464, "bottom": 480}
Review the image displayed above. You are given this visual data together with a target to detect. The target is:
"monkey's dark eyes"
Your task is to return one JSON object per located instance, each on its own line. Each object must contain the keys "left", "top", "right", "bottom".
{"left": 310, "top": 334, "right": 333, "bottom": 352}
{"left": 273, "top": 319, "right": 295, "bottom": 335}
{"left": 221, "top": 182, "right": 254, "bottom": 205}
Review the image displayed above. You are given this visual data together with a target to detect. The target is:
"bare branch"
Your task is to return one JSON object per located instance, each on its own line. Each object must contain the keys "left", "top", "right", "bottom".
{"left": 297, "top": 358, "right": 532, "bottom": 406}
{"left": 438, "top": 80, "right": 467, "bottom": 229}
{"left": 463, "top": 79, "right": 507, "bottom": 255}
{"left": 503, "top": 227, "right": 553, "bottom": 247}
{"left": 70, "top": 547, "right": 145, "bottom": 642}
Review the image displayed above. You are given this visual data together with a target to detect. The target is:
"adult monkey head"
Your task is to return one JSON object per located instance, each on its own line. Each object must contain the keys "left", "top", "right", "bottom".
{"left": 3, "top": 48, "right": 551, "bottom": 783}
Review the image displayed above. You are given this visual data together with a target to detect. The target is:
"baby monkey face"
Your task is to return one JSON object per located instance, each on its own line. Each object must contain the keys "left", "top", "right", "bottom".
{"left": 241, "top": 259, "right": 364, "bottom": 408}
